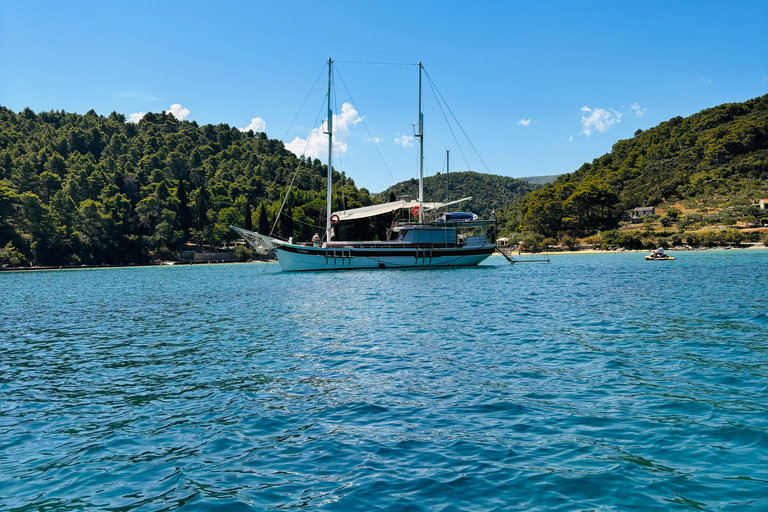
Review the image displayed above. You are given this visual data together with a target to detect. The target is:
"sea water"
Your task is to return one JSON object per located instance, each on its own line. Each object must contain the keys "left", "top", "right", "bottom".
{"left": 1, "top": 250, "right": 767, "bottom": 511}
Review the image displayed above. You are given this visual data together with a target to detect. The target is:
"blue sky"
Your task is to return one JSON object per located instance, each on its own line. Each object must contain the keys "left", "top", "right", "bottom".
{"left": 1, "top": 1, "right": 766, "bottom": 193}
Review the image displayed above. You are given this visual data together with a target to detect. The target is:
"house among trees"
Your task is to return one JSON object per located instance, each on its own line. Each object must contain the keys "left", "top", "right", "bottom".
{"left": 759, "top": 199, "right": 768, "bottom": 210}
{"left": 628, "top": 206, "right": 655, "bottom": 223}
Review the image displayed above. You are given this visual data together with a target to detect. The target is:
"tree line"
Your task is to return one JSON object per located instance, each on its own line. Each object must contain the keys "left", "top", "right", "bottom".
{"left": 378, "top": 171, "right": 539, "bottom": 219}
{"left": 498, "top": 94, "right": 768, "bottom": 243}
{"left": 0, "top": 107, "right": 375, "bottom": 266}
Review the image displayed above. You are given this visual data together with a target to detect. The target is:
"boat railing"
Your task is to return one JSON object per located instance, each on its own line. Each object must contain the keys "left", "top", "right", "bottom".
{"left": 399, "top": 221, "right": 495, "bottom": 228}
{"left": 464, "top": 235, "right": 486, "bottom": 247}
{"left": 323, "top": 241, "right": 466, "bottom": 250}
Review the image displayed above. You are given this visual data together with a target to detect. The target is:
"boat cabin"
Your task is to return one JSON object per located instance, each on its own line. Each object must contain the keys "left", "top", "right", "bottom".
{"left": 438, "top": 212, "right": 477, "bottom": 222}
{"left": 391, "top": 226, "right": 457, "bottom": 244}
{"left": 387, "top": 213, "right": 493, "bottom": 248}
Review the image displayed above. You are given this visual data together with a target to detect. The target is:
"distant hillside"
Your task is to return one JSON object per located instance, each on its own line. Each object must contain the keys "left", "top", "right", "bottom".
{"left": 519, "top": 174, "right": 561, "bottom": 185}
{"left": 501, "top": 94, "right": 768, "bottom": 237}
{"left": 377, "top": 171, "right": 540, "bottom": 218}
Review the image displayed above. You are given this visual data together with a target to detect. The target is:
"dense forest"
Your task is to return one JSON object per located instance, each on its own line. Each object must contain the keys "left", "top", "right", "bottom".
{"left": 0, "top": 107, "right": 377, "bottom": 266}
{"left": 0, "top": 107, "right": 530, "bottom": 267}
{"left": 3, "top": 93, "right": 766, "bottom": 267}
{"left": 377, "top": 171, "right": 539, "bottom": 219}
{"left": 518, "top": 174, "right": 561, "bottom": 186}
{"left": 498, "top": 94, "right": 768, "bottom": 246}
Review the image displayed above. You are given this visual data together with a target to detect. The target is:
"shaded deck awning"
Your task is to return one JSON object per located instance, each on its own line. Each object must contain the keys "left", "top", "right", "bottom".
{"left": 332, "top": 197, "right": 472, "bottom": 221}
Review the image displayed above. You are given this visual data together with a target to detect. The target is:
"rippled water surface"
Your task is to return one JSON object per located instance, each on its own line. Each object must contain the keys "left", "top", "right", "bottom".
{"left": 2, "top": 250, "right": 768, "bottom": 511}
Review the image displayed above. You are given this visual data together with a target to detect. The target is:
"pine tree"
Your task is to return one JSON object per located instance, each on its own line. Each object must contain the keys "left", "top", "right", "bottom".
{"left": 258, "top": 202, "right": 269, "bottom": 234}
{"left": 196, "top": 183, "right": 209, "bottom": 232}
{"left": 176, "top": 179, "right": 193, "bottom": 235}
{"left": 244, "top": 202, "right": 253, "bottom": 231}
{"left": 283, "top": 207, "right": 293, "bottom": 240}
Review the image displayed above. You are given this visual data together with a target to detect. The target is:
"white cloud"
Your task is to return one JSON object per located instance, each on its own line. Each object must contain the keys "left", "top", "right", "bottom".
{"left": 285, "top": 102, "right": 362, "bottom": 160}
{"left": 364, "top": 137, "right": 383, "bottom": 143}
{"left": 240, "top": 117, "right": 266, "bottom": 133}
{"left": 518, "top": 118, "right": 531, "bottom": 127}
{"left": 128, "top": 112, "right": 146, "bottom": 123}
{"left": 168, "top": 103, "right": 190, "bottom": 120}
{"left": 581, "top": 106, "right": 622, "bottom": 136}
{"left": 569, "top": 135, "right": 573, "bottom": 142}
{"left": 394, "top": 135, "right": 414, "bottom": 147}
{"left": 631, "top": 103, "right": 646, "bottom": 118}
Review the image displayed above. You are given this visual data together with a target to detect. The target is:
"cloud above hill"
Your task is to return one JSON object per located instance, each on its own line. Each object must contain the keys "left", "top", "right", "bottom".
{"left": 240, "top": 117, "right": 266, "bottom": 133}
{"left": 168, "top": 104, "right": 190, "bottom": 120}
{"left": 581, "top": 106, "right": 622, "bottom": 136}
{"left": 285, "top": 102, "right": 361, "bottom": 160}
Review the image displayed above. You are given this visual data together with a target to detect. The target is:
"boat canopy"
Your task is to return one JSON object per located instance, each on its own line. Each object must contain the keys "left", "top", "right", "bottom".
{"left": 332, "top": 197, "right": 472, "bottom": 221}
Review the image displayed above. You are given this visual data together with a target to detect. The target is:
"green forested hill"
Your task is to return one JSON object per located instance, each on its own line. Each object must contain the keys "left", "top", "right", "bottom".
{"left": 500, "top": 94, "right": 768, "bottom": 238}
{"left": 378, "top": 171, "right": 539, "bottom": 219}
{"left": 5, "top": 93, "right": 765, "bottom": 266}
{"left": 519, "top": 174, "right": 561, "bottom": 186}
{"left": 0, "top": 107, "right": 374, "bottom": 266}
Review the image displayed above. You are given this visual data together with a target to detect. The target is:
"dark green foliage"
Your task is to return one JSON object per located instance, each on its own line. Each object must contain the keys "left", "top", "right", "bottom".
{"left": 257, "top": 202, "right": 269, "bottom": 235}
{"left": 518, "top": 174, "right": 562, "bottom": 186}
{"left": 235, "top": 244, "right": 252, "bottom": 261}
{"left": 244, "top": 202, "right": 253, "bottom": 232}
{"left": 281, "top": 207, "right": 294, "bottom": 240}
{"left": 176, "top": 179, "right": 193, "bottom": 234}
{"left": 0, "top": 241, "right": 27, "bottom": 267}
{"left": 500, "top": 94, "right": 768, "bottom": 237}
{"left": 0, "top": 106, "right": 371, "bottom": 265}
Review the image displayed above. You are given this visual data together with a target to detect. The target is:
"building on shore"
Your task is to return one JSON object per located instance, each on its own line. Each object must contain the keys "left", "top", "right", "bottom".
{"left": 626, "top": 206, "right": 656, "bottom": 223}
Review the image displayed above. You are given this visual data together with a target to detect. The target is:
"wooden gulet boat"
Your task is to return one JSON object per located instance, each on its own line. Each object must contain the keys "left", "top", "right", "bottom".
{"left": 231, "top": 59, "right": 496, "bottom": 272}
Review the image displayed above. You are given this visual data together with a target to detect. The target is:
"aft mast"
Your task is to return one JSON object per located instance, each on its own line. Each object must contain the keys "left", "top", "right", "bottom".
{"left": 416, "top": 62, "right": 424, "bottom": 224}
{"left": 324, "top": 58, "right": 334, "bottom": 242}
{"left": 446, "top": 150, "right": 450, "bottom": 213}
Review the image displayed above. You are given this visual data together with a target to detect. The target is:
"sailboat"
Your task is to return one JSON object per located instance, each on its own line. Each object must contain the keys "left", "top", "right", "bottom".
{"left": 230, "top": 59, "right": 496, "bottom": 271}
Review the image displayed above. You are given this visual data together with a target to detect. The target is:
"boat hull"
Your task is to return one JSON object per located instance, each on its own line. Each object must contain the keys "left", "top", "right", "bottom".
{"left": 274, "top": 244, "right": 496, "bottom": 271}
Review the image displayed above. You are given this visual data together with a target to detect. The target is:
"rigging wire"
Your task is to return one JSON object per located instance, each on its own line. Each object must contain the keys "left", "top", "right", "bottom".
{"left": 280, "top": 63, "right": 327, "bottom": 143}
{"left": 334, "top": 60, "right": 418, "bottom": 66}
{"left": 425, "top": 141, "right": 450, "bottom": 169}
{"left": 280, "top": 210, "right": 325, "bottom": 231}
{"left": 269, "top": 81, "right": 329, "bottom": 238}
{"left": 334, "top": 65, "right": 399, "bottom": 187}
{"left": 264, "top": 61, "right": 489, "bottom": 240}
{"left": 423, "top": 68, "right": 492, "bottom": 174}
{"left": 424, "top": 73, "right": 472, "bottom": 173}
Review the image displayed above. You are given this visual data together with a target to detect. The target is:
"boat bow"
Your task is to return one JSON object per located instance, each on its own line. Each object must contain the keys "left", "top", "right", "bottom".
{"left": 229, "top": 226, "right": 285, "bottom": 255}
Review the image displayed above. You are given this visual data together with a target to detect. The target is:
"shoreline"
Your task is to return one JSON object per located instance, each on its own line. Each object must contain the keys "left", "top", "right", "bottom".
{"left": 3, "top": 245, "right": 766, "bottom": 272}
{"left": 501, "top": 244, "right": 768, "bottom": 257}
{"left": 0, "top": 260, "right": 276, "bottom": 273}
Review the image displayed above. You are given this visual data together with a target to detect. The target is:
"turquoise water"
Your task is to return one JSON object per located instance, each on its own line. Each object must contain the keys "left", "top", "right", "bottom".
{"left": 2, "top": 250, "right": 767, "bottom": 511}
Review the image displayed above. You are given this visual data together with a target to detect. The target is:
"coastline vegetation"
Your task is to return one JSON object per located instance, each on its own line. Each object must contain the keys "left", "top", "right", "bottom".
{"left": 377, "top": 171, "right": 538, "bottom": 220}
{"left": 2, "top": 93, "right": 767, "bottom": 268}
{"left": 0, "top": 108, "right": 377, "bottom": 267}
{"left": 497, "top": 94, "right": 768, "bottom": 251}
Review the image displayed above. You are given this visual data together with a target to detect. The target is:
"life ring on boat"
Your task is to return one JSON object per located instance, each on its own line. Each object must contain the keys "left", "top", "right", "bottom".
{"left": 330, "top": 214, "right": 340, "bottom": 225}
{"left": 411, "top": 206, "right": 419, "bottom": 216}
